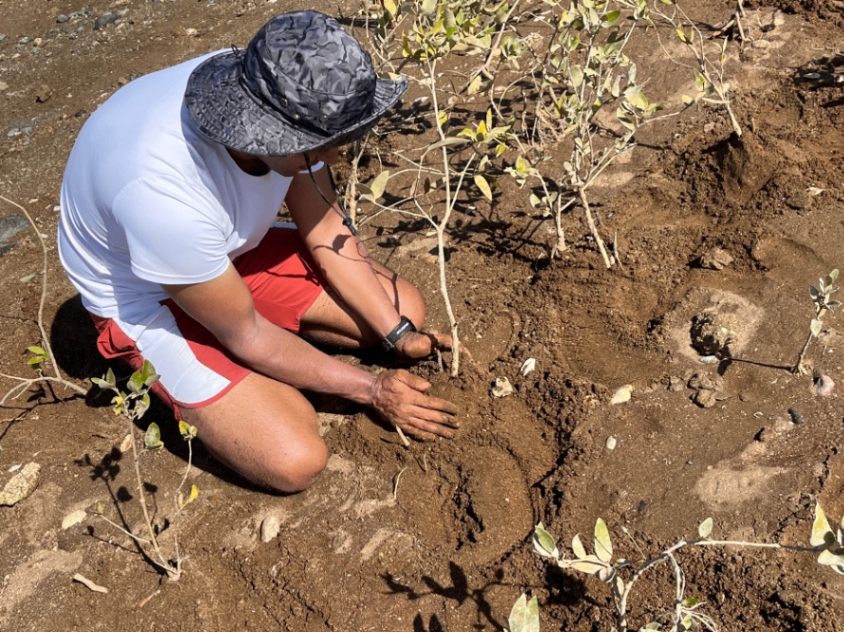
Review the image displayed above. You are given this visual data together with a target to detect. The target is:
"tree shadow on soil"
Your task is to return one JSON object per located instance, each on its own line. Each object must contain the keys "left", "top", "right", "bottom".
{"left": 383, "top": 561, "right": 592, "bottom": 630}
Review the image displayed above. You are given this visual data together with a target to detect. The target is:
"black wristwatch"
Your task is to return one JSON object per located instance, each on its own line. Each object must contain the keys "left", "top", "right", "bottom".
{"left": 380, "top": 316, "right": 417, "bottom": 353}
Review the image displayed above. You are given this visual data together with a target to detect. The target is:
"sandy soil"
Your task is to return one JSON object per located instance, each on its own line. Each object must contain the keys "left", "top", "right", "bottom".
{"left": 1, "top": 0, "right": 844, "bottom": 630}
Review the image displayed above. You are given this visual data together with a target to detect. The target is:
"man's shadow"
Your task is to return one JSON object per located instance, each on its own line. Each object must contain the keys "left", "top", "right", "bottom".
{"left": 51, "top": 295, "right": 278, "bottom": 493}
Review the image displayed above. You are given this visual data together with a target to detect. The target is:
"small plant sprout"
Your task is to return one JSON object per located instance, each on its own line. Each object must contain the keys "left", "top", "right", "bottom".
{"left": 25, "top": 345, "right": 49, "bottom": 376}
{"left": 528, "top": 503, "right": 842, "bottom": 632}
{"left": 91, "top": 361, "right": 198, "bottom": 581}
{"left": 794, "top": 269, "right": 840, "bottom": 374}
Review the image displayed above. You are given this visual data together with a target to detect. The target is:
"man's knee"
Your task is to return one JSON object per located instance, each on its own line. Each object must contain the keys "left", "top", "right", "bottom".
{"left": 398, "top": 279, "right": 426, "bottom": 331}
{"left": 263, "top": 435, "right": 329, "bottom": 493}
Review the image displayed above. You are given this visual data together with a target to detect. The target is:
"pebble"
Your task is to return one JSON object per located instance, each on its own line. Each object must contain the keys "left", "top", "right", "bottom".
{"left": 18, "top": 37, "right": 32, "bottom": 45}
{"left": 0, "top": 214, "right": 30, "bottom": 243}
{"left": 94, "top": 13, "right": 119, "bottom": 30}
{"left": 0, "top": 82, "right": 8, "bottom": 92}
{"left": 668, "top": 376, "right": 684, "bottom": 392}
{"left": 7, "top": 128, "right": 19, "bottom": 138}
{"left": 0, "top": 463, "right": 40, "bottom": 506}
{"left": 813, "top": 375, "right": 835, "bottom": 397}
{"left": 787, "top": 408, "right": 804, "bottom": 425}
{"left": 0, "top": 34, "right": 6, "bottom": 42}
{"left": 519, "top": 358, "right": 536, "bottom": 377}
{"left": 491, "top": 376, "right": 514, "bottom": 398}
{"left": 261, "top": 515, "right": 281, "bottom": 543}
{"left": 610, "top": 384, "right": 633, "bottom": 405}
{"left": 605, "top": 436, "right": 617, "bottom": 451}
{"left": 57, "top": 14, "right": 70, "bottom": 23}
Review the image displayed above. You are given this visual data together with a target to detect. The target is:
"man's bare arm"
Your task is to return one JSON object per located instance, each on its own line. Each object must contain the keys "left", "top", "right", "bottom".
{"left": 162, "top": 266, "right": 458, "bottom": 439}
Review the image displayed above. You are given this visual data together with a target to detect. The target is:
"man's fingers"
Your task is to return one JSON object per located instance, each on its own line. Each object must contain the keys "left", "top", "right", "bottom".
{"left": 409, "top": 404, "right": 459, "bottom": 427}
{"left": 402, "top": 419, "right": 454, "bottom": 440}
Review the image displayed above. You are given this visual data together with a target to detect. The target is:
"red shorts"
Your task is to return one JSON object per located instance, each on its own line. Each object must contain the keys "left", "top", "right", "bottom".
{"left": 91, "top": 227, "right": 327, "bottom": 419}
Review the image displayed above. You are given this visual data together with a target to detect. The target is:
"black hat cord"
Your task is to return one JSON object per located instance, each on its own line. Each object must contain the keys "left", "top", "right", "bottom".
{"left": 303, "top": 152, "right": 358, "bottom": 237}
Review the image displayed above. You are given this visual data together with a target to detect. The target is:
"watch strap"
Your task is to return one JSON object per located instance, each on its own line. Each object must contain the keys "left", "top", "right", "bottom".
{"left": 380, "top": 316, "right": 417, "bottom": 353}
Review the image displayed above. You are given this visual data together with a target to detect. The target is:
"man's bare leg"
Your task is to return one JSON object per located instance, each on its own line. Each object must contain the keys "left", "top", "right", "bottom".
{"left": 300, "top": 258, "right": 426, "bottom": 347}
{"left": 177, "top": 262, "right": 424, "bottom": 492}
{"left": 179, "top": 373, "right": 327, "bottom": 493}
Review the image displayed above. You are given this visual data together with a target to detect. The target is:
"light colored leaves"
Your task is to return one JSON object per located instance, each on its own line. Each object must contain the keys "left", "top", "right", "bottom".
{"left": 144, "top": 423, "right": 163, "bottom": 450}
{"left": 359, "top": 170, "right": 391, "bottom": 202}
{"left": 698, "top": 517, "right": 713, "bottom": 538}
{"left": 812, "top": 503, "right": 844, "bottom": 575}
{"left": 533, "top": 522, "right": 559, "bottom": 558}
{"left": 178, "top": 484, "right": 199, "bottom": 510}
{"left": 594, "top": 518, "right": 613, "bottom": 563}
{"left": 810, "top": 318, "right": 823, "bottom": 337}
{"left": 475, "top": 174, "right": 493, "bottom": 201}
{"left": 811, "top": 502, "right": 835, "bottom": 547}
{"left": 507, "top": 594, "right": 539, "bottom": 632}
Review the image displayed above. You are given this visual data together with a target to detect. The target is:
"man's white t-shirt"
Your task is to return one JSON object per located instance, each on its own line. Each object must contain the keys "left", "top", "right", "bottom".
{"left": 58, "top": 52, "right": 316, "bottom": 342}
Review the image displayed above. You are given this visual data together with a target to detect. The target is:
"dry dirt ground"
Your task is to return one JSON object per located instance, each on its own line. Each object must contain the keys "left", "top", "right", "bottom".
{"left": 1, "top": 0, "right": 844, "bottom": 630}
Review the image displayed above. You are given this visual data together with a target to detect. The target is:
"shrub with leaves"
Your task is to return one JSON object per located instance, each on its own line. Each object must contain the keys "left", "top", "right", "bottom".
{"left": 499, "top": 0, "right": 660, "bottom": 265}
{"left": 358, "top": 0, "right": 514, "bottom": 375}
{"left": 526, "top": 502, "right": 841, "bottom": 632}
{"left": 793, "top": 269, "right": 841, "bottom": 374}
{"left": 91, "top": 361, "right": 198, "bottom": 581}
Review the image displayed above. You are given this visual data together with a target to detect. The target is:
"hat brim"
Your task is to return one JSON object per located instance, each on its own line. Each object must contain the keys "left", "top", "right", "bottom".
{"left": 184, "top": 51, "right": 408, "bottom": 156}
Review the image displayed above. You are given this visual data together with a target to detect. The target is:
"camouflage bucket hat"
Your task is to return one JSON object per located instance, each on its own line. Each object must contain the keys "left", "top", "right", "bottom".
{"left": 184, "top": 11, "right": 408, "bottom": 156}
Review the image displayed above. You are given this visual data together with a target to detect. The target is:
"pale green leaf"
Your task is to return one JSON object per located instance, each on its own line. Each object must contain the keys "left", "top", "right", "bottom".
{"left": 370, "top": 171, "right": 391, "bottom": 200}
{"left": 572, "top": 533, "right": 588, "bottom": 559}
{"left": 475, "top": 174, "right": 493, "bottom": 201}
{"left": 810, "top": 319, "right": 823, "bottom": 337}
{"left": 421, "top": 0, "right": 437, "bottom": 15}
{"left": 811, "top": 502, "right": 835, "bottom": 547}
{"left": 27, "top": 346, "right": 46, "bottom": 356}
{"left": 508, "top": 594, "right": 539, "bottom": 632}
{"left": 698, "top": 517, "right": 713, "bottom": 539}
{"left": 144, "top": 422, "right": 163, "bottom": 449}
{"left": 467, "top": 75, "right": 482, "bottom": 95}
{"left": 533, "top": 522, "right": 559, "bottom": 558}
{"left": 594, "top": 518, "right": 613, "bottom": 563}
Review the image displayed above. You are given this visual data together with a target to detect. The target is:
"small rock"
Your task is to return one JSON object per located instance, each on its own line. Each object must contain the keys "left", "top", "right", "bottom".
{"left": 62, "top": 509, "right": 88, "bottom": 529}
{"left": 57, "top": 14, "right": 70, "bottom": 23}
{"left": 171, "top": 26, "right": 199, "bottom": 37}
{"left": 74, "top": 110, "right": 88, "bottom": 118}
{"left": 668, "top": 376, "right": 684, "bottom": 392}
{"left": 787, "top": 408, "right": 804, "bottom": 425}
{"left": 813, "top": 375, "right": 835, "bottom": 396}
{"left": 33, "top": 38, "right": 43, "bottom": 47}
{"left": 20, "top": 273, "right": 36, "bottom": 283}
{"left": 0, "top": 214, "right": 30, "bottom": 243}
{"left": 491, "top": 377, "right": 514, "bottom": 398}
{"left": 94, "top": 13, "right": 118, "bottom": 30}
{"left": 0, "top": 463, "right": 41, "bottom": 506}
{"left": 690, "top": 313, "right": 735, "bottom": 356}
{"left": 785, "top": 193, "right": 812, "bottom": 210}
{"left": 698, "top": 355, "right": 720, "bottom": 364}
{"left": 35, "top": 84, "right": 52, "bottom": 103}
{"left": 750, "top": 39, "right": 770, "bottom": 49}
{"left": 698, "top": 248, "right": 734, "bottom": 271}
{"left": 610, "top": 384, "right": 633, "bottom": 405}
{"left": 519, "top": 358, "right": 536, "bottom": 377}
{"left": 605, "top": 436, "right": 617, "bottom": 451}
{"left": 117, "top": 76, "right": 129, "bottom": 86}
{"left": 0, "top": 34, "right": 6, "bottom": 42}
{"left": 693, "top": 389, "right": 718, "bottom": 408}
{"left": 18, "top": 37, "right": 32, "bottom": 45}
{"left": 0, "top": 81, "right": 8, "bottom": 92}
{"left": 261, "top": 515, "right": 281, "bottom": 543}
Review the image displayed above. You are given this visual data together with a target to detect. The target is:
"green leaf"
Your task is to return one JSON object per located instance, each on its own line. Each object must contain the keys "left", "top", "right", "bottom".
{"left": 564, "top": 555, "right": 606, "bottom": 574}
{"left": 675, "top": 27, "right": 687, "bottom": 43}
{"left": 428, "top": 137, "right": 470, "bottom": 151}
{"left": 507, "top": 594, "right": 539, "bottom": 632}
{"left": 94, "top": 500, "right": 105, "bottom": 514}
{"left": 533, "top": 522, "right": 559, "bottom": 558}
{"left": 604, "top": 10, "right": 621, "bottom": 26}
{"left": 682, "top": 597, "right": 700, "bottom": 608}
{"left": 475, "top": 175, "right": 493, "bottom": 201}
{"left": 421, "top": 0, "right": 437, "bottom": 15}
{"left": 370, "top": 171, "right": 391, "bottom": 200}
{"left": 810, "top": 319, "right": 823, "bottom": 337}
{"left": 829, "top": 269, "right": 839, "bottom": 283}
{"left": 27, "top": 357, "right": 43, "bottom": 365}
{"left": 128, "top": 370, "right": 144, "bottom": 394}
{"left": 572, "top": 533, "right": 588, "bottom": 559}
{"left": 698, "top": 517, "right": 713, "bottom": 539}
{"left": 27, "top": 346, "right": 46, "bottom": 355}
{"left": 105, "top": 367, "right": 116, "bottom": 388}
{"left": 594, "top": 518, "right": 613, "bottom": 563}
{"left": 811, "top": 502, "right": 835, "bottom": 547}
{"left": 144, "top": 422, "right": 163, "bottom": 449}
{"left": 818, "top": 549, "right": 844, "bottom": 574}
{"left": 529, "top": 193, "right": 542, "bottom": 208}
{"left": 140, "top": 360, "right": 160, "bottom": 387}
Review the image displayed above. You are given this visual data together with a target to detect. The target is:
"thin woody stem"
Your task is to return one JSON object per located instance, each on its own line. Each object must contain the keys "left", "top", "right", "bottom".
{"left": 579, "top": 189, "right": 613, "bottom": 268}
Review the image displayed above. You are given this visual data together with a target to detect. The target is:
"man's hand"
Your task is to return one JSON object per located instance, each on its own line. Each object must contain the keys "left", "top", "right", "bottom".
{"left": 370, "top": 369, "right": 459, "bottom": 440}
{"left": 393, "top": 330, "right": 460, "bottom": 361}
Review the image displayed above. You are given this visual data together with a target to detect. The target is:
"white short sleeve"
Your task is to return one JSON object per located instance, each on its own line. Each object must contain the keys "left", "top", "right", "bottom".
{"left": 113, "top": 177, "right": 231, "bottom": 285}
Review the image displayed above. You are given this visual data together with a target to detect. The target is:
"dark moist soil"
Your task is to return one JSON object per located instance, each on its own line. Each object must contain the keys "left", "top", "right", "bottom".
{"left": 2, "top": 0, "right": 844, "bottom": 631}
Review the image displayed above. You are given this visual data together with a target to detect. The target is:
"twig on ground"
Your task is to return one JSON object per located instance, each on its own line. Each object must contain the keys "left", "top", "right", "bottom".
{"left": 395, "top": 425, "right": 410, "bottom": 447}
{"left": 0, "top": 195, "right": 87, "bottom": 406}
{"left": 392, "top": 467, "right": 407, "bottom": 499}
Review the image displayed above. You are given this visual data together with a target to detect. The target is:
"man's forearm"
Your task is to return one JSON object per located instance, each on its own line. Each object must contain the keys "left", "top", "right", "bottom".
{"left": 227, "top": 314, "right": 378, "bottom": 405}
